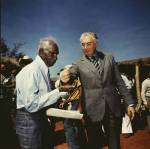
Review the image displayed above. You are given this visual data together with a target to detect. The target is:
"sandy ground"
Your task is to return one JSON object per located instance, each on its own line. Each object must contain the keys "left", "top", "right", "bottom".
{"left": 54, "top": 121, "right": 150, "bottom": 149}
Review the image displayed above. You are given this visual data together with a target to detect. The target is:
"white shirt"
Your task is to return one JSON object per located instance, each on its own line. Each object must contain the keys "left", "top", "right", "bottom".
{"left": 141, "top": 78, "right": 150, "bottom": 102}
{"left": 16, "top": 55, "right": 66, "bottom": 112}
{"left": 121, "top": 74, "right": 132, "bottom": 89}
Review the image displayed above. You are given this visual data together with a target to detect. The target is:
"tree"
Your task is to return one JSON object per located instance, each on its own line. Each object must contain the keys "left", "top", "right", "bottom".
{"left": 0, "top": 38, "right": 9, "bottom": 55}
{"left": 9, "top": 43, "right": 25, "bottom": 57}
{"left": 0, "top": 38, "right": 25, "bottom": 58}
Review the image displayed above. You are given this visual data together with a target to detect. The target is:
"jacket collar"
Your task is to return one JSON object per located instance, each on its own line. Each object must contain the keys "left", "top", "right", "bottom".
{"left": 35, "top": 55, "right": 49, "bottom": 75}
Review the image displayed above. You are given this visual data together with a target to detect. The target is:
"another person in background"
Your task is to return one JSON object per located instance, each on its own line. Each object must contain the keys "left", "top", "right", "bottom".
{"left": 15, "top": 37, "right": 69, "bottom": 149}
{"left": 141, "top": 72, "right": 150, "bottom": 133}
{"left": 4, "top": 68, "right": 19, "bottom": 128}
{"left": 60, "top": 32, "right": 135, "bottom": 149}
{"left": 0, "top": 62, "right": 19, "bottom": 149}
{"left": 121, "top": 73, "right": 134, "bottom": 138}
{"left": 121, "top": 73, "right": 134, "bottom": 92}
{"left": 56, "top": 65, "right": 86, "bottom": 149}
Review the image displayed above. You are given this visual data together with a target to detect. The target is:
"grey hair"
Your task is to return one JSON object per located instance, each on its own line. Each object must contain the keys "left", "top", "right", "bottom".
{"left": 38, "top": 36, "right": 59, "bottom": 53}
{"left": 80, "top": 32, "right": 99, "bottom": 43}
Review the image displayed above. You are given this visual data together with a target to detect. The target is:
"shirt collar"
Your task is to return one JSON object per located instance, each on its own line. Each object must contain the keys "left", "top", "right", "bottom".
{"left": 35, "top": 55, "right": 49, "bottom": 74}
{"left": 86, "top": 50, "right": 99, "bottom": 60}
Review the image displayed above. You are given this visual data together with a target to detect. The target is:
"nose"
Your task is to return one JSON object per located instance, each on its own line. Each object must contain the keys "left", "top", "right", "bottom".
{"left": 83, "top": 44, "right": 88, "bottom": 49}
{"left": 82, "top": 44, "right": 89, "bottom": 49}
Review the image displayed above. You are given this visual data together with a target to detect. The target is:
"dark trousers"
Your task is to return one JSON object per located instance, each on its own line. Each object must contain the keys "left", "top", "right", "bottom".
{"left": 64, "top": 101, "right": 87, "bottom": 149}
{"left": 0, "top": 98, "right": 18, "bottom": 149}
{"left": 64, "top": 119, "right": 86, "bottom": 149}
{"left": 16, "top": 109, "right": 54, "bottom": 149}
{"left": 85, "top": 104, "right": 122, "bottom": 149}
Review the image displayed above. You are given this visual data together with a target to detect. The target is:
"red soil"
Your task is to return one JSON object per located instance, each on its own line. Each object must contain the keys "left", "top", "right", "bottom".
{"left": 54, "top": 121, "right": 150, "bottom": 149}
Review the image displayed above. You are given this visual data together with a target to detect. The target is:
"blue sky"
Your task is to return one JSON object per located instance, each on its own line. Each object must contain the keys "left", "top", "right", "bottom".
{"left": 1, "top": 0, "right": 150, "bottom": 76}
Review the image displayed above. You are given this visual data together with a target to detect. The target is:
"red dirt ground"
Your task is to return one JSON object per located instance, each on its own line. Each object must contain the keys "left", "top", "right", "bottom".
{"left": 54, "top": 121, "right": 150, "bottom": 149}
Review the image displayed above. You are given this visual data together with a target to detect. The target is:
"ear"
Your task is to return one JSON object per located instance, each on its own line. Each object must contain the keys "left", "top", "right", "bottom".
{"left": 95, "top": 41, "right": 99, "bottom": 48}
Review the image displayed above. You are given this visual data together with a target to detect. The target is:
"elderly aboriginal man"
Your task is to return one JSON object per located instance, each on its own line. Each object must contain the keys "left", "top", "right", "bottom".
{"left": 16, "top": 37, "right": 69, "bottom": 149}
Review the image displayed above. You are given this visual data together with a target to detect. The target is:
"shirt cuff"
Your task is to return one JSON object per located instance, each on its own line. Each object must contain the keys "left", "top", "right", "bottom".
{"left": 129, "top": 104, "right": 134, "bottom": 107}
